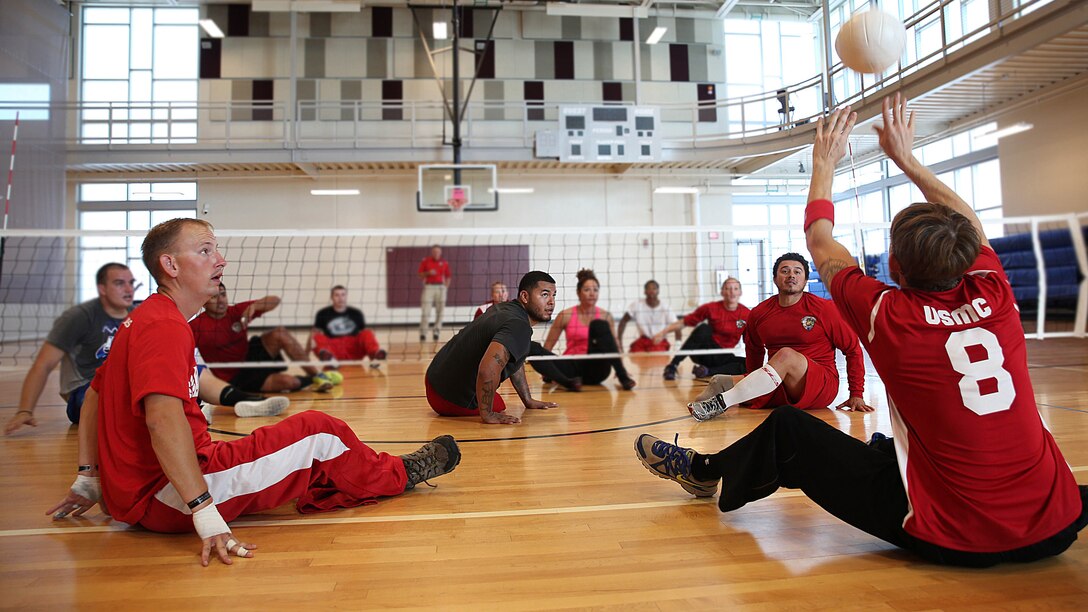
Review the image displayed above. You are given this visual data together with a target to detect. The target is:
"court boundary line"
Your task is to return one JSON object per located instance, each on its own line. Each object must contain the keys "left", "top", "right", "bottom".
{"left": 5, "top": 466, "right": 1086, "bottom": 539}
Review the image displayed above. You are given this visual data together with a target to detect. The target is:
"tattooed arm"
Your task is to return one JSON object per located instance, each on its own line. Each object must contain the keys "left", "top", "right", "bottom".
{"left": 476, "top": 341, "right": 520, "bottom": 424}
{"left": 510, "top": 364, "right": 558, "bottom": 411}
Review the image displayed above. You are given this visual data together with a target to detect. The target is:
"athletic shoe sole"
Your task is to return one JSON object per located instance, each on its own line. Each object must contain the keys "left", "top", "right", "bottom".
{"left": 234, "top": 396, "right": 289, "bottom": 418}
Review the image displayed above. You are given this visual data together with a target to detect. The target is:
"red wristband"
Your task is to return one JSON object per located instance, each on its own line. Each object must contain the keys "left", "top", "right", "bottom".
{"left": 804, "top": 199, "right": 835, "bottom": 232}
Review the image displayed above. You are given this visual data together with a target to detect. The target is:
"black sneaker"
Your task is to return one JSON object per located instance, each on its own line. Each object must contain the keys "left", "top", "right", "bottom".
{"left": 663, "top": 364, "right": 678, "bottom": 381}
{"left": 401, "top": 435, "right": 461, "bottom": 490}
{"left": 692, "top": 364, "right": 710, "bottom": 379}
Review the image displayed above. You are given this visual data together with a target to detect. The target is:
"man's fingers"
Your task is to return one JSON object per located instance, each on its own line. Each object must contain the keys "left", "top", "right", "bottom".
{"left": 201, "top": 539, "right": 212, "bottom": 566}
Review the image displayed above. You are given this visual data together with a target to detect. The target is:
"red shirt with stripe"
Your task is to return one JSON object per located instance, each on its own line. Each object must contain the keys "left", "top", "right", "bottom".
{"left": 743, "top": 291, "right": 865, "bottom": 397}
{"left": 189, "top": 300, "right": 257, "bottom": 381}
{"left": 418, "top": 257, "right": 451, "bottom": 284}
{"left": 830, "top": 246, "right": 1080, "bottom": 552}
{"left": 91, "top": 293, "right": 208, "bottom": 525}
{"left": 682, "top": 301, "right": 750, "bottom": 349}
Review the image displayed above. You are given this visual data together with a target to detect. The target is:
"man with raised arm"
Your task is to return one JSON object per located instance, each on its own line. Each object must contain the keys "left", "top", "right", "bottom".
{"left": 425, "top": 271, "right": 559, "bottom": 424}
{"left": 48, "top": 218, "right": 460, "bottom": 566}
{"left": 192, "top": 283, "right": 337, "bottom": 393}
{"left": 635, "top": 94, "right": 1086, "bottom": 567}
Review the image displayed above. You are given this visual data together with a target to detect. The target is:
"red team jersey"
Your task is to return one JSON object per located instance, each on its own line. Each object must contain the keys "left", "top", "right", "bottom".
{"left": 683, "top": 301, "right": 750, "bottom": 349}
{"left": 418, "top": 257, "right": 450, "bottom": 284}
{"left": 90, "top": 294, "right": 209, "bottom": 526}
{"left": 744, "top": 292, "right": 865, "bottom": 397}
{"left": 831, "top": 246, "right": 1080, "bottom": 552}
{"left": 189, "top": 300, "right": 258, "bottom": 381}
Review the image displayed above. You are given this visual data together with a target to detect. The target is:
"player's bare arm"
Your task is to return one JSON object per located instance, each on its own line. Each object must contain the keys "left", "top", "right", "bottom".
{"left": 805, "top": 105, "right": 860, "bottom": 288}
{"left": 47, "top": 387, "right": 102, "bottom": 519}
{"left": 617, "top": 312, "right": 632, "bottom": 344}
{"left": 654, "top": 319, "right": 685, "bottom": 344}
{"left": 247, "top": 295, "right": 281, "bottom": 317}
{"left": 145, "top": 393, "right": 255, "bottom": 565}
{"left": 542, "top": 309, "right": 568, "bottom": 352}
{"left": 873, "top": 93, "right": 989, "bottom": 247}
{"left": 477, "top": 341, "right": 520, "bottom": 424}
{"left": 511, "top": 365, "right": 557, "bottom": 411}
{"left": 5, "top": 342, "right": 65, "bottom": 435}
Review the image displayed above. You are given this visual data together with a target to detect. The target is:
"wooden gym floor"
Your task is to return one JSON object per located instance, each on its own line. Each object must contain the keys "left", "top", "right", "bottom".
{"left": 1, "top": 337, "right": 1087, "bottom": 610}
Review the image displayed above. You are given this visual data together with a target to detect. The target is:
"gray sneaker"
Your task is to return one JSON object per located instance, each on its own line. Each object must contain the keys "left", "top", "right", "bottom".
{"left": 401, "top": 435, "right": 461, "bottom": 490}
{"left": 687, "top": 392, "right": 730, "bottom": 422}
{"left": 234, "top": 396, "right": 289, "bottom": 418}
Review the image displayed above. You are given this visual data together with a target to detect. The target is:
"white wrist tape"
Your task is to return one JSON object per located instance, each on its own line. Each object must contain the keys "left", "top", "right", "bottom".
{"left": 71, "top": 475, "right": 101, "bottom": 502}
{"left": 191, "top": 504, "right": 230, "bottom": 540}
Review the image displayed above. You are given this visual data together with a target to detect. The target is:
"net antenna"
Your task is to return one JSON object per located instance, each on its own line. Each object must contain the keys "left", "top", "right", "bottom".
{"left": 1, "top": 112, "right": 19, "bottom": 290}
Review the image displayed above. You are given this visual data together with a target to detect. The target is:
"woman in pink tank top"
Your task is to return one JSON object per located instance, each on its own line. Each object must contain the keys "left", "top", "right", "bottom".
{"left": 529, "top": 269, "right": 636, "bottom": 390}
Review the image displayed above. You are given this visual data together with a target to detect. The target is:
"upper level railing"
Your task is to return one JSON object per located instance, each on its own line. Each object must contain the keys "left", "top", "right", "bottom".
{"left": 11, "top": 0, "right": 1067, "bottom": 153}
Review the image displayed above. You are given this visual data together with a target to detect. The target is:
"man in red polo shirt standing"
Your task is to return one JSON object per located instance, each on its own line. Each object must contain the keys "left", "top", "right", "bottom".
{"left": 418, "top": 244, "right": 451, "bottom": 342}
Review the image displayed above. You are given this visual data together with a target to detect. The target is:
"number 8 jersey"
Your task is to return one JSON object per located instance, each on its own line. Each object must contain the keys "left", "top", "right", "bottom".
{"left": 831, "top": 246, "right": 1081, "bottom": 552}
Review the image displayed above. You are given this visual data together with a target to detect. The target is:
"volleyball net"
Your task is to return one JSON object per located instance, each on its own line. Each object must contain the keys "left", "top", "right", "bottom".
{"left": 0, "top": 213, "right": 1084, "bottom": 371}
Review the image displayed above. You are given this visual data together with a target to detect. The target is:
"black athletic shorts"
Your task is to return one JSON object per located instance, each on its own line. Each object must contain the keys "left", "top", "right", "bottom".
{"left": 229, "top": 336, "right": 287, "bottom": 392}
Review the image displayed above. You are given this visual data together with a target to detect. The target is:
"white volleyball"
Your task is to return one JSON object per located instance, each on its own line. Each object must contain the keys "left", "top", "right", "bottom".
{"left": 835, "top": 10, "right": 907, "bottom": 74}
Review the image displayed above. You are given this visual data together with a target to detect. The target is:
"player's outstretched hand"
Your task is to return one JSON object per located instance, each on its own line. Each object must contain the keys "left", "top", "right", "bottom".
{"left": 812, "top": 105, "right": 857, "bottom": 171}
{"left": 5, "top": 411, "right": 37, "bottom": 435}
{"left": 201, "top": 531, "right": 257, "bottom": 567}
{"left": 480, "top": 410, "right": 521, "bottom": 425}
{"left": 524, "top": 398, "right": 558, "bottom": 410}
{"left": 47, "top": 475, "right": 101, "bottom": 519}
{"left": 873, "top": 92, "right": 915, "bottom": 165}
{"left": 837, "top": 396, "right": 875, "bottom": 412}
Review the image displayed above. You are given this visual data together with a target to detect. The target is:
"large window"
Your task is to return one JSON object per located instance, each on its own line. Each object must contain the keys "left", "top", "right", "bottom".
{"left": 78, "top": 182, "right": 197, "bottom": 302}
{"left": 723, "top": 19, "right": 819, "bottom": 134}
{"left": 80, "top": 7, "right": 199, "bottom": 144}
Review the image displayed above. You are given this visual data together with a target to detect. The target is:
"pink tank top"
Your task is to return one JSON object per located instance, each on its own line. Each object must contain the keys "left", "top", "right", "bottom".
{"left": 563, "top": 306, "right": 600, "bottom": 355}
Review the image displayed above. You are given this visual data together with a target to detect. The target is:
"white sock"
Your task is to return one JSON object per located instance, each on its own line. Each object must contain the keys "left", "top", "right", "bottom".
{"left": 719, "top": 365, "right": 782, "bottom": 407}
{"left": 200, "top": 402, "right": 214, "bottom": 425}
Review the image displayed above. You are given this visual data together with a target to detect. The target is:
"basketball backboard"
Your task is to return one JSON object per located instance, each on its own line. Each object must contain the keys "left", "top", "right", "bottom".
{"left": 417, "top": 164, "right": 498, "bottom": 212}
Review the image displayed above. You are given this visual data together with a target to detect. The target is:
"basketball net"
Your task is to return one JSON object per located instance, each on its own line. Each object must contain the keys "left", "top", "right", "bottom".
{"left": 447, "top": 186, "right": 468, "bottom": 220}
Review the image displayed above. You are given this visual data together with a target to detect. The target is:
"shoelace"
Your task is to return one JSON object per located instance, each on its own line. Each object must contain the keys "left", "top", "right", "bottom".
{"left": 690, "top": 394, "right": 726, "bottom": 420}
{"left": 650, "top": 434, "right": 693, "bottom": 478}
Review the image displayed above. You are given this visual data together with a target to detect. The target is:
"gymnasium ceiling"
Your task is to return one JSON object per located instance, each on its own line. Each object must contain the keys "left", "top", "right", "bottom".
{"left": 64, "top": 0, "right": 1088, "bottom": 182}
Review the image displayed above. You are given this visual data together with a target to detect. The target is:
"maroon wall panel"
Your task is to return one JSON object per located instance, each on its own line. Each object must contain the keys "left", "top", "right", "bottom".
{"left": 385, "top": 245, "right": 530, "bottom": 309}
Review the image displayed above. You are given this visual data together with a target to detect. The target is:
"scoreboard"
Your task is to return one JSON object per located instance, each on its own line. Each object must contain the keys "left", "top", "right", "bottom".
{"left": 557, "top": 106, "right": 661, "bottom": 163}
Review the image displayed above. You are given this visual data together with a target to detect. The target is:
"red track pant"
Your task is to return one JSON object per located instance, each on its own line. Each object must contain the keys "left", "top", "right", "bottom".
{"left": 140, "top": 411, "right": 407, "bottom": 533}
{"left": 313, "top": 330, "right": 382, "bottom": 360}
{"left": 425, "top": 377, "right": 506, "bottom": 417}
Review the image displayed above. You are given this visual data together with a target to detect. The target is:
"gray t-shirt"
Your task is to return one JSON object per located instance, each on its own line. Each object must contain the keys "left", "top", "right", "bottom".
{"left": 425, "top": 301, "right": 533, "bottom": 407}
{"left": 45, "top": 299, "right": 126, "bottom": 396}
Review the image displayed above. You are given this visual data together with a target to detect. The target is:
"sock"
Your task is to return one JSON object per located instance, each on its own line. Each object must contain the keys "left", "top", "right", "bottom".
{"left": 690, "top": 452, "right": 717, "bottom": 482}
{"left": 219, "top": 385, "right": 262, "bottom": 407}
{"left": 719, "top": 365, "right": 783, "bottom": 407}
{"left": 200, "top": 402, "right": 214, "bottom": 425}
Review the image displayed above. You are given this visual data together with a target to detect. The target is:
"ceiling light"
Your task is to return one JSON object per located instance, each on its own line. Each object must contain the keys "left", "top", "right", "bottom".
{"left": 654, "top": 186, "right": 699, "bottom": 194}
{"left": 974, "top": 122, "right": 1033, "bottom": 142}
{"left": 310, "top": 189, "right": 360, "bottom": 196}
{"left": 198, "top": 19, "right": 225, "bottom": 38}
{"left": 646, "top": 27, "right": 668, "bottom": 45}
{"left": 489, "top": 187, "right": 534, "bottom": 194}
{"left": 433, "top": 22, "right": 448, "bottom": 40}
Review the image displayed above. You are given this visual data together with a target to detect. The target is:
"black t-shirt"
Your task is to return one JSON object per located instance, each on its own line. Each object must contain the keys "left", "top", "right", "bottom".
{"left": 426, "top": 301, "right": 533, "bottom": 407}
{"left": 313, "top": 306, "right": 366, "bottom": 337}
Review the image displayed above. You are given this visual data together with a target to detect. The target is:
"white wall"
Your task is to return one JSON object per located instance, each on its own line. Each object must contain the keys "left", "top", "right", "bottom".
{"left": 999, "top": 84, "right": 1088, "bottom": 218}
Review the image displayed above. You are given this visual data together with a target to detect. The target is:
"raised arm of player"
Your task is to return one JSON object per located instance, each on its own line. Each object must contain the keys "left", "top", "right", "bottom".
{"left": 873, "top": 93, "right": 989, "bottom": 247}
{"left": 145, "top": 393, "right": 256, "bottom": 565}
{"left": 477, "top": 341, "right": 520, "bottom": 424}
{"left": 244, "top": 295, "right": 281, "bottom": 319}
{"left": 805, "top": 106, "right": 860, "bottom": 289}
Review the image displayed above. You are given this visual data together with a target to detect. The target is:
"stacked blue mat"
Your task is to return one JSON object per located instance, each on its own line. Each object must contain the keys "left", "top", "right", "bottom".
{"left": 988, "top": 226, "right": 1086, "bottom": 311}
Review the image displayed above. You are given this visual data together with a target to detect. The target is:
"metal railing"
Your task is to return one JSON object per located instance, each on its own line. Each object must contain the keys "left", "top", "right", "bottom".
{"left": 4, "top": 0, "right": 1066, "bottom": 152}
